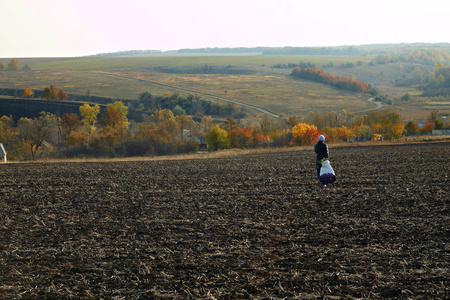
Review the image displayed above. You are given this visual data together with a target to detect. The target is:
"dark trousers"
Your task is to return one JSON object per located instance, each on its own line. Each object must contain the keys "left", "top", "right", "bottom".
{"left": 316, "top": 163, "right": 322, "bottom": 180}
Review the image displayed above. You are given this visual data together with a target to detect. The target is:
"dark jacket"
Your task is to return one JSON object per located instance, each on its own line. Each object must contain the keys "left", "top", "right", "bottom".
{"left": 314, "top": 141, "right": 329, "bottom": 164}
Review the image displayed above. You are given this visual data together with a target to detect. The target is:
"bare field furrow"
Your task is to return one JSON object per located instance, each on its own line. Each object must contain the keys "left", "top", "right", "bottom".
{"left": 0, "top": 143, "right": 449, "bottom": 299}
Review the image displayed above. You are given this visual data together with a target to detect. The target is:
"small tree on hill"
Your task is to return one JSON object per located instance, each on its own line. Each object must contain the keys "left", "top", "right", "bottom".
{"left": 7, "top": 59, "right": 20, "bottom": 70}
{"left": 57, "top": 89, "right": 68, "bottom": 100}
{"left": 23, "top": 88, "right": 35, "bottom": 98}
{"left": 49, "top": 85, "right": 59, "bottom": 100}
{"left": 41, "top": 87, "right": 52, "bottom": 100}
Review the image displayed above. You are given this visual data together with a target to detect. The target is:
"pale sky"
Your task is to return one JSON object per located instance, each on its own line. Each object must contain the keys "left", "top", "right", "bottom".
{"left": 1, "top": 0, "right": 449, "bottom": 57}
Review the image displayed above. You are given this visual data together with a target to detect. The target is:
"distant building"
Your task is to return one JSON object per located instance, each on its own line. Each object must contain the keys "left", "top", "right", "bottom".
{"left": 0, "top": 143, "right": 6, "bottom": 163}
{"left": 432, "top": 130, "right": 450, "bottom": 135}
{"left": 175, "top": 129, "right": 202, "bottom": 144}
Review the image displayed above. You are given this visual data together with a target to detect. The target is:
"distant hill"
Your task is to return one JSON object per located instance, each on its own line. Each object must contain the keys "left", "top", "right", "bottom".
{"left": 86, "top": 43, "right": 450, "bottom": 58}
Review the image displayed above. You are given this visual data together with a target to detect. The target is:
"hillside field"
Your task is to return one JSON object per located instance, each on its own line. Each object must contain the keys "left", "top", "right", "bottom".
{"left": 0, "top": 142, "right": 448, "bottom": 299}
{"left": 0, "top": 55, "right": 448, "bottom": 122}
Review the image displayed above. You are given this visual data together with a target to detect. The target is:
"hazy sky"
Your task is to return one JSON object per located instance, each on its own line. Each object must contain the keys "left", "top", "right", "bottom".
{"left": 1, "top": 0, "right": 449, "bottom": 57}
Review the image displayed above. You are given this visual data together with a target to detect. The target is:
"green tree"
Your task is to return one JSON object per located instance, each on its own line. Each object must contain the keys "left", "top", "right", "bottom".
{"left": 260, "top": 113, "right": 272, "bottom": 134}
{"left": 41, "top": 87, "right": 52, "bottom": 100}
{"left": 401, "top": 93, "right": 410, "bottom": 102}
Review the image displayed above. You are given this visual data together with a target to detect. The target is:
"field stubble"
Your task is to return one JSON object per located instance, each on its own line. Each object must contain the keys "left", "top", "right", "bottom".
{"left": 0, "top": 142, "right": 448, "bottom": 299}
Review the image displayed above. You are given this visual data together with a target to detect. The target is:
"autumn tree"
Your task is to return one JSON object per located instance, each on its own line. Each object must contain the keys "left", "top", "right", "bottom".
{"left": 390, "top": 123, "right": 405, "bottom": 139}
{"left": 98, "top": 106, "right": 127, "bottom": 150}
{"left": 49, "top": 85, "right": 59, "bottom": 100}
{"left": 23, "top": 88, "right": 35, "bottom": 98}
{"left": 291, "top": 122, "right": 321, "bottom": 145}
{"left": 222, "top": 116, "right": 239, "bottom": 132}
{"left": 57, "top": 89, "right": 68, "bottom": 100}
{"left": 62, "top": 113, "right": 81, "bottom": 134}
{"left": 41, "top": 87, "right": 52, "bottom": 100}
{"left": 205, "top": 125, "right": 230, "bottom": 151}
{"left": 284, "top": 115, "right": 300, "bottom": 128}
{"left": 79, "top": 103, "right": 100, "bottom": 135}
{"left": 175, "top": 114, "right": 195, "bottom": 141}
{"left": 0, "top": 116, "right": 17, "bottom": 149}
{"left": 405, "top": 121, "right": 420, "bottom": 135}
{"left": 200, "top": 116, "right": 214, "bottom": 133}
{"left": 150, "top": 109, "right": 179, "bottom": 140}
{"left": 270, "top": 128, "right": 290, "bottom": 147}
{"left": 61, "top": 113, "right": 87, "bottom": 147}
{"left": 260, "top": 113, "right": 272, "bottom": 134}
{"left": 7, "top": 59, "right": 19, "bottom": 70}
{"left": 230, "top": 127, "right": 253, "bottom": 148}
{"left": 17, "top": 112, "right": 53, "bottom": 159}
{"left": 107, "top": 101, "right": 129, "bottom": 127}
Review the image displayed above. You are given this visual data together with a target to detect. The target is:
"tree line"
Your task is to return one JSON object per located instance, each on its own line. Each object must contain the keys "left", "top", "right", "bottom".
{"left": 290, "top": 67, "right": 369, "bottom": 93}
{"left": 134, "top": 92, "right": 245, "bottom": 119}
{"left": 0, "top": 59, "right": 30, "bottom": 71}
{"left": 3, "top": 97, "right": 447, "bottom": 161}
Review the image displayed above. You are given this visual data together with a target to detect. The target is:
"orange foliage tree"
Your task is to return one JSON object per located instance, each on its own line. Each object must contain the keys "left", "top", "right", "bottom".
{"left": 57, "top": 89, "right": 68, "bottom": 100}
{"left": 291, "top": 123, "right": 321, "bottom": 145}
{"left": 230, "top": 127, "right": 253, "bottom": 148}
{"left": 49, "top": 85, "right": 59, "bottom": 100}
{"left": 23, "top": 88, "right": 34, "bottom": 98}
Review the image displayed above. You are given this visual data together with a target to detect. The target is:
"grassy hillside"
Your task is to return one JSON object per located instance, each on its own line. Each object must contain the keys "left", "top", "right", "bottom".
{"left": 1, "top": 54, "right": 448, "bottom": 122}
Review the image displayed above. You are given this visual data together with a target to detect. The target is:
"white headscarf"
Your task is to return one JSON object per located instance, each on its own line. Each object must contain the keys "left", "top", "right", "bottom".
{"left": 318, "top": 135, "right": 325, "bottom": 142}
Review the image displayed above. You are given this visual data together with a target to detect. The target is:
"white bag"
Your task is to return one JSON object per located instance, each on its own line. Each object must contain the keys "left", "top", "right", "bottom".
{"left": 319, "top": 160, "right": 335, "bottom": 176}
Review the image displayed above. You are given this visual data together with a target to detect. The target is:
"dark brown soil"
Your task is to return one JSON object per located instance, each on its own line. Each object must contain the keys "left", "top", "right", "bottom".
{"left": 1, "top": 143, "right": 449, "bottom": 299}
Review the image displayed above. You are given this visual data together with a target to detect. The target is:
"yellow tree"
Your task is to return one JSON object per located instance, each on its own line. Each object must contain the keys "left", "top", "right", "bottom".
{"left": 151, "top": 109, "right": 179, "bottom": 139}
{"left": 0, "top": 116, "right": 17, "bottom": 148}
{"left": 291, "top": 122, "right": 320, "bottom": 145}
{"left": 98, "top": 106, "right": 130, "bottom": 151}
{"left": 79, "top": 103, "right": 100, "bottom": 135}
{"left": 390, "top": 123, "right": 405, "bottom": 139}
{"left": 205, "top": 125, "right": 230, "bottom": 151}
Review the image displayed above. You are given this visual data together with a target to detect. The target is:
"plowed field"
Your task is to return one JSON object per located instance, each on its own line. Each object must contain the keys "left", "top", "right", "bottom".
{"left": 1, "top": 142, "right": 449, "bottom": 299}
